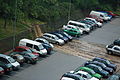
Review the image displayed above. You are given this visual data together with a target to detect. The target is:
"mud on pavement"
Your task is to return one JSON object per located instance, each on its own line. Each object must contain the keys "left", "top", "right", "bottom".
{"left": 55, "top": 39, "right": 120, "bottom": 73}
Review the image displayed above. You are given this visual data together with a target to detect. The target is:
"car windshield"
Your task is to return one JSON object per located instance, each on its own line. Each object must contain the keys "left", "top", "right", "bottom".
{"left": 27, "top": 49, "right": 33, "bottom": 53}
{"left": 104, "top": 13, "right": 108, "bottom": 17}
{"left": 28, "top": 53, "right": 36, "bottom": 58}
{"left": 17, "top": 55, "right": 24, "bottom": 59}
{"left": 87, "top": 73, "right": 92, "bottom": 79}
{"left": 106, "top": 60, "right": 111, "bottom": 64}
{"left": 55, "top": 36, "right": 59, "bottom": 40}
{"left": 63, "top": 32, "right": 69, "bottom": 36}
{"left": 38, "top": 45, "right": 44, "bottom": 50}
{"left": 43, "top": 39, "right": 49, "bottom": 44}
{"left": 98, "top": 67, "right": 103, "bottom": 71}
{"left": 89, "top": 70, "right": 95, "bottom": 74}
{"left": 8, "top": 57, "right": 16, "bottom": 63}
{"left": 85, "top": 25, "right": 90, "bottom": 28}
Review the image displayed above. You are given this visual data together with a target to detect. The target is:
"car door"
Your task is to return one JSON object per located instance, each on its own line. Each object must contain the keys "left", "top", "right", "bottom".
{"left": 113, "top": 47, "right": 120, "bottom": 55}
{"left": 51, "top": 36, "right": 56, "bottom": 43}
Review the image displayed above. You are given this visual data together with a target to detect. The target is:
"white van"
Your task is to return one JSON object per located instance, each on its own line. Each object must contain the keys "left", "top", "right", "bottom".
{"left": 63, "top": 25, "right": 83, "bottom": 34}
{"left": 0, "top": 54, "right": 20, "bottom": 70}
{"left": 67, "top": 20, "right": 90, "bottom": 34}
{"left": 19, "top": 39, "right": 47, "bottom": 56}
{"left": 90, "top": 11, "right": 110, "bottom": 21}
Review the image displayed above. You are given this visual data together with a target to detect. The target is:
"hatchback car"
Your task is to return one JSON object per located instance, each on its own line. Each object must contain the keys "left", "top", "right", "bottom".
{"left": 13, "top": 46, "right": 39, "bottom": 57}
{"left": 60, "top": 73, "right": 85, "bottom": 80}
{"left": 64, "top": 28, "right": 81, "bottom": 37}
{"left": 74, "top": 66, "right": 102, "bottom": 79}
{"left": 0, "top": 61, "right": 12, "bottom": 73}
{"left": 43, "top": 33, "right": 65, "bottom": 45}
{"left": 84, "top": 61, "right": 114, "bottom": 74}
{"left": 9, "top": 53, "right": 25, "bottom": 65}
{"left": 85, "top": 64, "right": 109, "bottom": 78}
{"left": 0, "top": 54, "right": 20, "bottom": 70}
{"left": 93, "top": 57, "right": 117, "bottom": 71}
{"left": 10, "top": 52, "right": 38, "bottom": 64}
{"left": 58, "top": 31, "right": 73, "bottom": 41}
{"left": 0, "top": 67, "right": 4, "bottom": 76}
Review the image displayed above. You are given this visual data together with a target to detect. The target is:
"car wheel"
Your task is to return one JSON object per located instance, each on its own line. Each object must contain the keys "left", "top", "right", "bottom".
{"left": 107, "top": 50, "right": 113, "bottom": 55}
{"left": 27, "top": 60, "right": 31, "bottom": 64}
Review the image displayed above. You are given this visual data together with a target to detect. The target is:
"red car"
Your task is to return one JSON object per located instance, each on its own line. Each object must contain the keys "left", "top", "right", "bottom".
{"left": 87, "top": 15, "right": 104, "bottom": 23}
{"left": 13, "top": 46, "right": 39, "bottom": 57}
{"left": 106, "top": 11, "right": 119, "bottom": 17}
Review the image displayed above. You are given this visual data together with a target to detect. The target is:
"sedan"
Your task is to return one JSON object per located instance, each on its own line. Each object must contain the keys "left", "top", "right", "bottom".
{"left": 93, "top": 57, "right": 117, "bottom": 71}
{"left": 84, "top": 61, "right": 114, "bottom": 74}
{"left": 85, "top": 64, "right": 109, "bottom": 78}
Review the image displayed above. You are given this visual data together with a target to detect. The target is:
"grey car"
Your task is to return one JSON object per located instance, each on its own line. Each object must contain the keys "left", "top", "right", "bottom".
{"left": 42, "top": 33, "right": 65, "bottom": 45}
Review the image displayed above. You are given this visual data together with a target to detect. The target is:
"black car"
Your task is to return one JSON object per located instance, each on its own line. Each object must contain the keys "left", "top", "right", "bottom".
{"left": 108, "top": 74, "right": 120, "bottom": 80}
{"left": 60, "top": 73, "right": 84, "bottom": 80}
{"left": 113, "top": 38, "right": 120, "bottom": 46}
{"left": 84, "top": 61, "right": 114, "bottom": 74}
{"left": 59, "top": 31, "right": 73, "bottom": 41}
{"left": 52, "top": 32, "right": 69, "bottom": 43}
{"left": 93, "top": 57, "right": 117, "bottom": 71}
{"left": 85, "top": 64, "right": 109, "bottom": 78}
{"left": 11, "top": 52, "right": 38, "bottom": 64}
{"left": 0, "top": 61, "right": 12, "bottom": 73}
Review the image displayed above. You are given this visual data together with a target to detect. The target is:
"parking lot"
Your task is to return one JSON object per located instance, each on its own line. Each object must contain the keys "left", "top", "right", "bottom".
{"left": 0, "top": 18, "right": 120, "bottom": 80}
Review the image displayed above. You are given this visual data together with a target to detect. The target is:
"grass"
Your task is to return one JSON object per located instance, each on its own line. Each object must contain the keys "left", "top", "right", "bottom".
{"left": 0, "top": 18, "right": 45, "bottom": 40}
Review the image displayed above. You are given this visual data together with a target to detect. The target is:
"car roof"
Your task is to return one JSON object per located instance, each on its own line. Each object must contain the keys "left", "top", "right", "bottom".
{"left": 0, "top": 54, "right": 11, "bottom": 59}
{"left": 44, "top": 33, "right": 57, "bottom": 37}
{"left": 76, "top": 71, "right": 88, "bottom": 75}
{"left": 20, "top": 39, "right": 42, "bottom": 45}
{"left": 15, "top": 46, "right": 30, "bottom": 49}
{"left": 68, "top": 20, "right": 86, "bottom": 26}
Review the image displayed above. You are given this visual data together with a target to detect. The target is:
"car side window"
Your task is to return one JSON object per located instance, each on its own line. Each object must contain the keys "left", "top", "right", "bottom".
{"left": 83, "top": 74, "right": 87, "bottom": 78}
{"left": 26, "top": 43, "right": 33, "bottom": 48}
{"left": 51, "top": 36, "right": 55, "bottom": 39}
{"left": 34, "top": 45, "right": 40, "bottom": 51}
{"left": 114, "top": 47, "right": 120, "bottom": 51}
{"left": 100, "top": 14, "right": 103, "bottom": 17}
{"left": 0, "top": 57, "right": 9, "bottom": 64}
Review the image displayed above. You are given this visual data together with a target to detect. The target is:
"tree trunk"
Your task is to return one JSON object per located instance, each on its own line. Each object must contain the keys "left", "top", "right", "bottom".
{"left": 3, "top": 18, "right": 7, "bottom": 29}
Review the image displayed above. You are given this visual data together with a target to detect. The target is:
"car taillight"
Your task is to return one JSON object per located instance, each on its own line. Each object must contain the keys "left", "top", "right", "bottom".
{"left": 6, "top": 68, "right": 9, "bottom": 71}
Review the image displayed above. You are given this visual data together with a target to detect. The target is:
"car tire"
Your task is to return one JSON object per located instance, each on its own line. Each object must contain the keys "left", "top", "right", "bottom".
{"left": 107, "top": 50, "right": 113, "bottom": 55}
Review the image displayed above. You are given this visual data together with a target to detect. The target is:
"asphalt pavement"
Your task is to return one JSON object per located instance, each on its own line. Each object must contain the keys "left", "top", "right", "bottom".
{"left": 80, "top": 18, "right": 120, "bottom": 45}
{"left": 2, "top": 51, "right": 86, "bottom": 80}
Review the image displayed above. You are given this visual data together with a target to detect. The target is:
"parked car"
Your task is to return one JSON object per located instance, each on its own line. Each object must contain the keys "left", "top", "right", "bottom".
{"left": 106, "top": 44, "right": 120, "bottom": 55}
{"left": 84, "top": 61, "right": 114, "bottom": 74}
{"left": 35, "top": 38, "right": 53, "bottom": 54}
{"left": 9, "top": 53, "right": 25, "bottom": 65}
{"left": 67, "top": 20, "right": 91, "bottom": 34}
{"left": 58, "top": 31, "right": 73, "bottom": 41}
{"left": 0, "top": 67, "right": 4, "bottom": 76}
{"left": 10, "top": 52, "right": 38, "bottom": 64}
{"left": 13, "top": 46, "right": 39, "bottom": 57}
{"left": 93, "top": 57, "right": 117, "bottom": 71}
{"left": 85, "top": 64, "right": 109, "bottom": 78}
{"left": 63, "top": 25, "right": 84, "bottom": 35}
{"left": 42, "top": 33, "right": 65, "bottom": 45}
{"left": 108, "top": 74, "right": 120, "bottom": 80}
{"left": 74, "top": 71, "right": 99, "bottom": 80}
{"left": 88, "top": 15, "right": 104, "bottom": 23}
{"left": 0, "top": 54, "right": 20, "bottom": 70}
{"left": 73, "top": 66, "right": 102, "bottom": 79}
{"left": 35, "top": 38, "right": 54, "bottom": 48}
{"left": 60, "top": 73, "right": 85, "bottom": 80}
{"left": 106, "top": 11, "right": 119, "bottom": 18}
{"left": 64, "top": 28, "right": 81, "bottom": 37}
{"left": 51, "top": 32, "right": 69, "bottom": 43}
{"left": 19, "top": 39, "right": 47, "bottom": 56}
{"left": 113, "top": 38, "right": 120, "bottom": 46}
{"left": 0, "top": 61, "right": 12, "bottom": 73}
{"left": 84, "top": 18, "right": 102, "bottom": 28}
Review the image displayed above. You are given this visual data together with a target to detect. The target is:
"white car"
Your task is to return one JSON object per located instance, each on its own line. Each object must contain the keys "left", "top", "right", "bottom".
{"left": 63, "top": 25, "right": 84, "bottom": 34}
{"left": 85, "top": 17, "right": 102, "bottom": 27}
{"left": 74, "top": 71, "right": 99, "bottom": 80}
{"left": 106, "top": 44, "right": 120, "bottom": 55}
{"left": 42, "top": 33, "right": 65, "bottom": 45}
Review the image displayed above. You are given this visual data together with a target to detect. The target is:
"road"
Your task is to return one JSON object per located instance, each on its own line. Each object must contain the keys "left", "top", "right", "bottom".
{"left": 1, "top": 51, "right": 86, "bottom": 80}
{"left": 80, "top": 18, "right": 120, "bottom": 45}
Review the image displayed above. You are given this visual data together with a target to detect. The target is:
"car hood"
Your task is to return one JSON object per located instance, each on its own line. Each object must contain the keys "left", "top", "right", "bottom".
{"left": 11, "top": 61, "right": 20, "bottom": 67}
{"left": 94, "top": 73, "right": 102, "bottom": 79}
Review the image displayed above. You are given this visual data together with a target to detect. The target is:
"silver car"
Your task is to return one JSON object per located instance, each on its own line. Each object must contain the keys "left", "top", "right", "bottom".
{"left": 42, "top": 33, "right": 65, "bottom": 45}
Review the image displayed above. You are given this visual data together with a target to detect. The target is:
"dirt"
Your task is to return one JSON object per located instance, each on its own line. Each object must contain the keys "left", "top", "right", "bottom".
{"left": 55, "top": 39, "right": 120, "bottom": 73}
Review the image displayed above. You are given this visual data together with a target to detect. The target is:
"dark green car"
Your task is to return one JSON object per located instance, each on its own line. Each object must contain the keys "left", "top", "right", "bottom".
{"left": 74, "top": 66, "right": 102, "bottom": 79}
{"left": 64, "top": 28, "right": 81, "bottom": 37}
